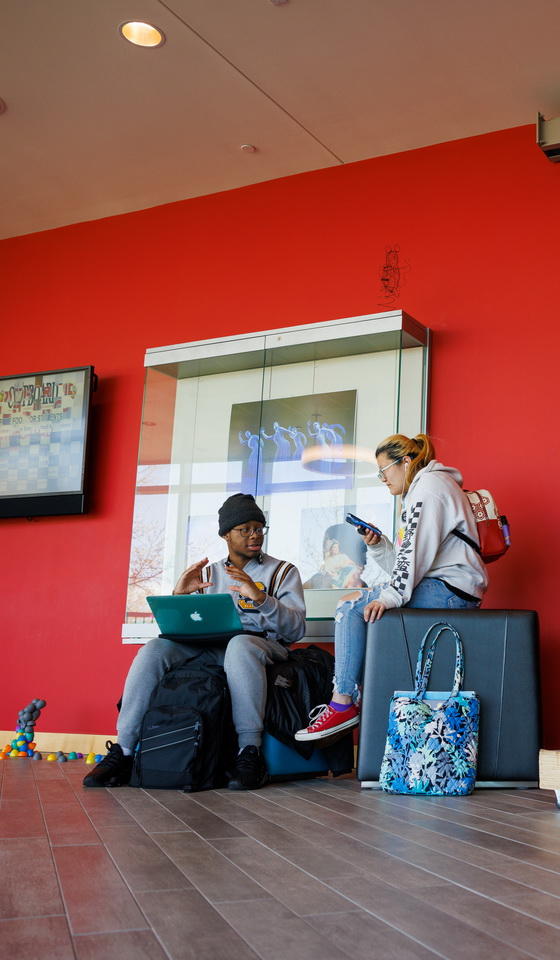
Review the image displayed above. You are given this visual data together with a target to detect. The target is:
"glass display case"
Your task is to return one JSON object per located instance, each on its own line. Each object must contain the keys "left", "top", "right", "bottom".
{"left": 123, "top": 310, "right": 430, "bottom": 642}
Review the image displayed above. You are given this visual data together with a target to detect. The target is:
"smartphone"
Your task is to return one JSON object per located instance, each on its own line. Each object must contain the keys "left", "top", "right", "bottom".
{"left": 345, "top": 513, "right": 382, "bottom": 537}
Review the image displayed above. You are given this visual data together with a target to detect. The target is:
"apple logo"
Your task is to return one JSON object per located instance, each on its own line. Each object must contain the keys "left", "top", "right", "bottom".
{"left": 190, "top": 611, "right": 203, "bottom": 622}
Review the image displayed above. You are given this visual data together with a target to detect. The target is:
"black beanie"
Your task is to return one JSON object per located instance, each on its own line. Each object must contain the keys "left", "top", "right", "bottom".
{"left": 218, "top": 493, "right": 266, "bottom": 536}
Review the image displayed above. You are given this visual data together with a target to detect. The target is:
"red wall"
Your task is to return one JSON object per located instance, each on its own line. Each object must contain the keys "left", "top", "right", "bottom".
{"left": 3, "top": 124, "right": 560, "bottom": 745}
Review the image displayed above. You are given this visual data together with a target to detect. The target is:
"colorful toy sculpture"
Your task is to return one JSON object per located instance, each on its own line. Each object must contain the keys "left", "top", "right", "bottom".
{"left": 10, "top": 698, "right": 47, "bottom": 758}
{"left": 6, "top": 697, "right": 94, "bottom": 763}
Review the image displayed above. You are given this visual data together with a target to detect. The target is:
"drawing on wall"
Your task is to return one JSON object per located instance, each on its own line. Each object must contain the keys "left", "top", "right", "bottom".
{"left": 227, "top": 389, "right": 357, "bottom": 494}
{"left": 378, "top": 245, "right": 411, "bottom": 305}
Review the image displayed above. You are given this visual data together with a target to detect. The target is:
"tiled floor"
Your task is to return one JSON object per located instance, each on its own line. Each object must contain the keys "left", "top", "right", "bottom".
{"left": 1, "top": 756, "right": 559, "bottom": 960}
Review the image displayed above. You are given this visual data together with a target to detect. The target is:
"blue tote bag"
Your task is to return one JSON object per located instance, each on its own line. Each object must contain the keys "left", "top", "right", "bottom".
{"left": 379, "top": 621, "right": 479, "bottom": 796}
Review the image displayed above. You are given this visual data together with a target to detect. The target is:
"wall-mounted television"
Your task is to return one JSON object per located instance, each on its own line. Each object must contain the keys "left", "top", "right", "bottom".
{"left": 0, "top": 365, "right": 97, "bottom": 518}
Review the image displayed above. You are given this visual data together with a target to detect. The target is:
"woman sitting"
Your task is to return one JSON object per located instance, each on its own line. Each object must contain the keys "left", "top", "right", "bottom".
{"left": 296, "top": 432, "right": 488, "bottom": 741}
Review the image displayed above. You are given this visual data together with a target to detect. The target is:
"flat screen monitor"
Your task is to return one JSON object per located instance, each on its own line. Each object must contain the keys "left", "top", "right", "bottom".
{"left": 0, "top": 365, "right": 96, "bottom": 518}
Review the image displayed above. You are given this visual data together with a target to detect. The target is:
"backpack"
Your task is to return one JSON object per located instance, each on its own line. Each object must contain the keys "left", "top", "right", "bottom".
{"left": 129, "top": 651, "right": 236, "bottom": 791}
{"left": 453, "top": 489, "right": 510, "bottom": 564}
{"left": 265, "top": 645, "right": 355, "bottom": 775}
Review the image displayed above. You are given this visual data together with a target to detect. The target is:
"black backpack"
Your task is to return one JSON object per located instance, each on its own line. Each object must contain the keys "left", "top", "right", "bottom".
{"left": 129, "top": 651, "right": 236, "bottom": 791}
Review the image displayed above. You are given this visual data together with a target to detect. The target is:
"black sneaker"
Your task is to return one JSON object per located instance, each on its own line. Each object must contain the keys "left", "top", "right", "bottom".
{"left": 82, "top": 741, "right": 133, "bottom": 788}
{"left": 227, "top": 745, "right": 269, "bottom": 791}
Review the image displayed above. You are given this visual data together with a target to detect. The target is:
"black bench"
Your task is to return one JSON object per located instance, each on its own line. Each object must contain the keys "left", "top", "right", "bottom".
{"left": 357, "top": 608, "right": 541, "bottom": 788}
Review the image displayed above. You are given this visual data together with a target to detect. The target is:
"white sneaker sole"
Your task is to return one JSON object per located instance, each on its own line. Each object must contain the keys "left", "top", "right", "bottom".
{"left": 294, "top": 714, "right": 359, "bottom": 741}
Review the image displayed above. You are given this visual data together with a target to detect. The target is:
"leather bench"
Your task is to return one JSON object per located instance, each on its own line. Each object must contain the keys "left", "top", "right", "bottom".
{"left": 356, "top": 608, "right": 541, "bottom": 787}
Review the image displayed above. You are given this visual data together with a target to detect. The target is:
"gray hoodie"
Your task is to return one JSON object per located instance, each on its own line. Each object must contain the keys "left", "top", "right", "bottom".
{"left": 201, "top": 553, "right": 306, "bottom": 645}
{"left": 368, "top": 461, "right": 489, "bottom": 609}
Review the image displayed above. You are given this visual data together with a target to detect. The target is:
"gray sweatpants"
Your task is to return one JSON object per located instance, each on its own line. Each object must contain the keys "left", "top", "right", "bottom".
{"left": 116, "top": 633, "right": 289, "bottom": 753}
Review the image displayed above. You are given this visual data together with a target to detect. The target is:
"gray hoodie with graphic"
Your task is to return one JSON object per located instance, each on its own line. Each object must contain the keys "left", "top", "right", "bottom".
{"left": 367, "top": 461, "right": 489, "bottom": 609}
{"left": 201, "top": 553, "right": 306, "bottom": 645}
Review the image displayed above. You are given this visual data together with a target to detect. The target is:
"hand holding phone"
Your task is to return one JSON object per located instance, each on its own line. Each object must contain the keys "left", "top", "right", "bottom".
{"left": 345, "top": 513, "right": 382, "bottom": 538}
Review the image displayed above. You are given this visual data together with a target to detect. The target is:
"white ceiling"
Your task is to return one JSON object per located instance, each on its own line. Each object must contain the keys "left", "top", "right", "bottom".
{"left": 1, "top": 0, "right": 560, "bottom": 240}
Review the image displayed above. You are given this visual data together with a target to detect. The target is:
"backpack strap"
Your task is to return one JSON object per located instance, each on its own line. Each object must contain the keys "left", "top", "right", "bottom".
{"left": 451, "top": 487, "right": 483, "bottom": 555}
{"left": 451, "top": 528, "right": 481, "bottom": 554}
{"left": 268, "top": 560, "right": 294, "bottom": 597}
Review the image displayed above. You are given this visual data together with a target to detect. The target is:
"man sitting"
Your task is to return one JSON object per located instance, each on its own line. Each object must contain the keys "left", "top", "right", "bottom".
{"left": 83, "top": 493, "right": 306, "bottom": 791}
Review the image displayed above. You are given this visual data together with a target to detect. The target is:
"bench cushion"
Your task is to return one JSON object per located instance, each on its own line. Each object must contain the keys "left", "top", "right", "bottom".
{"left": 357, "top": 609, "right": 540, "bottom": 784}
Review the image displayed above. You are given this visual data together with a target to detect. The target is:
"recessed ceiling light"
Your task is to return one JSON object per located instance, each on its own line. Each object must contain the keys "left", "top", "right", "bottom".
{"left": 119, "top": 21, "right": 166, "bottom": 48}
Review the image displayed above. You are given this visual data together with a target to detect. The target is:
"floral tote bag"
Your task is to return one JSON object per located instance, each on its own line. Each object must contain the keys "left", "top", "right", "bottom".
{"left": 379, "top": 621, "right": 479, "bottom": 796}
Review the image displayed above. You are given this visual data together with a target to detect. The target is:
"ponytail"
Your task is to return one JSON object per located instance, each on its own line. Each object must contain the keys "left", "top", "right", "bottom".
{"left": 375, "top": 432, "right": 436, "bottom": 483}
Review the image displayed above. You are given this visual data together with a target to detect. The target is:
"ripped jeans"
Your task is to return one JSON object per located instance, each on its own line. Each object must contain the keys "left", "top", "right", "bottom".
{"left": 333, "top": 577, "right": 479, "bottom": 702}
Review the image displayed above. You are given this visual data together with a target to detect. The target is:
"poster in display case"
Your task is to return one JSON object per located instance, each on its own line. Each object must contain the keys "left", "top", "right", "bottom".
{"left": 228, "top": 389, "right": 356, "bottom": 494}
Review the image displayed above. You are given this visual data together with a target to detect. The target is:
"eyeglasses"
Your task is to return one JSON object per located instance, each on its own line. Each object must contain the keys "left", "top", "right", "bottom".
{"left": 231, "top": 525, "right": 269, "bottom": 537}
{"left": 377, "top": 456, "right": 405, "bottom": 481}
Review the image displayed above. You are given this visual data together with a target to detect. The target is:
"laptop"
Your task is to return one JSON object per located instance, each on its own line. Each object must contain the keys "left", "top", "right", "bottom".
{"left": 146, "top": 592, "right": 244, "bottom": 643}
